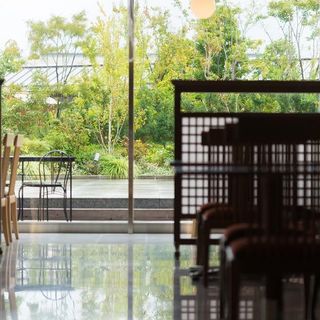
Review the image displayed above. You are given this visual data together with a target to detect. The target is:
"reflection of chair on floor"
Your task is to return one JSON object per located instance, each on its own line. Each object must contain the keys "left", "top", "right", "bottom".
{"left": 39, "top": 244, "right": 72, "bottom": 302}
{"left": 7, "top": 135, "right": 23, "bottom": 241}
{"left": 174, "top": 257, "right": 263, "bottom": 320}
{"left": 0, "top": 242, "right": 18, "bottom": 320}
{"left": 15, "top": 242, "right": 73, "bottom": 317}
{"left": 1, "top": 134, "right": 14, "bottom": 246}
{"left": 19, "top": 150, "right": 72, "bottom": 221}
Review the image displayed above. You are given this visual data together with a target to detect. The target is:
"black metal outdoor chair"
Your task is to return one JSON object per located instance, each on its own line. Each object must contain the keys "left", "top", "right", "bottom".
{"left": 18, "top": 150, "right": 72, "bottom": 221}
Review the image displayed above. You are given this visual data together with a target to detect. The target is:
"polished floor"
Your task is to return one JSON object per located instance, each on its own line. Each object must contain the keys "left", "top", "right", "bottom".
{"left": 0, "top": 234, "right": 313, "bottom": 320}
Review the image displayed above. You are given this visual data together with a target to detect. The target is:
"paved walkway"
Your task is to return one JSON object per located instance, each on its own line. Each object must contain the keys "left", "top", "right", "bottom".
{"left": 16, "top": 178, "right": 174, "bottom": 199}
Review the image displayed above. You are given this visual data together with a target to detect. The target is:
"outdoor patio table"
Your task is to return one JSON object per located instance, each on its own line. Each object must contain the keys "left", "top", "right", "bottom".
{"left": 17, "top": 155, "right": 75, "bottom": 221}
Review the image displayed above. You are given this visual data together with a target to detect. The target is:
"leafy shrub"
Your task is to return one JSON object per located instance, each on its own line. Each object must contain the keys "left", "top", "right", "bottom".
{"left": 134, "top": 139, "right": 148, "bottom": 161}
{"left": 134, "top": 143, "right": 174, "bottom": 176}
{"left": 136, "top": 162, "right": 173, "bottom": 176}
{"left": 72, "top": 145, "right": 101, "bottom": 175}
{"left": 21, "top": 138, "right": 51, "bottom": 155}
{"left": 45, "top": 130, "right": 68, "bottom": 151}
{"left": 99, "top": 154, "right": 128, "bottom": 178}
{"left": 45, "top": 114, "right": 90, "bottom": 155}
{"left": 145, "top": 143, "right": 173, "bottom": 167}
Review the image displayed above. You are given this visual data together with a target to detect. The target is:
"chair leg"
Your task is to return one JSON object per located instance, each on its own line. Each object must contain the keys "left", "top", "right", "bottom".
{"left": 265, "top": 274, "right": 283, "bottom": 320}
{"left": 11, "top": 199, "right": 19, "bottom": 240}
{"left": 46, "top": 187, "right": 49, "bottom": 221}
{"left": 18, "top": 186, "right": 26, "bottom": 221}
{"left": 0, "top": 293, "right": 6, "bottom": 320}
{"left": 202, "top": 224, "right": 210, "bottom": 287}
{"left": 41, "top": 187, "right": 45, "bottom": 221}
{"left": 2, "top": 203, "right": 10, "bottom": 246}
{"left": 63, "top": 189, "right": 68, "bottom": 221}
{"left": 304, "top": 273, "right": 311, "bottom": 320}
{"left": 196, "top": 212, "right": 203, "bottom": 266}
{"left": 8, "top": 290, "right": 17, "bottom": 320}
{"left": 18, "top": 186, "right": 22, "bottom": 221}
{"left": 38, "top": 188, "right": 42, "bottom": 221}
{"left": 6, "top": 201, "right": 12, "bottom": 243}
{"left": 310, "top": 274, "right": 319, "bottom": 320}
{"left": 219, "top": 240, "right": 226, "bottom": 320}
{"left": 229, "top": 262, "right": 240, "bottom": 320}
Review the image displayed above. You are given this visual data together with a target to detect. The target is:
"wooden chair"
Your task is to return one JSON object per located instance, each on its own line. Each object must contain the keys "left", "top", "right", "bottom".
{"left": 196, "top": 125, "right": 256, "bottom": 286}
{"left": 6, "top": 135, "right": 23, "bottom": 240}
{"left": 221, "top": 116, "right": 320, "bottom": 320}
{"left": 1, "top": 134, "right": 15, "bottom": 246}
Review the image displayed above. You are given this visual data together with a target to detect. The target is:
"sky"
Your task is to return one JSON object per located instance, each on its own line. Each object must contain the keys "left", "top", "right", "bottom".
{"left": 0, "top": 0, "right": 272, "bottom": 57}
{"left": 0, "top": 0, "right": 109, "bottom": 55}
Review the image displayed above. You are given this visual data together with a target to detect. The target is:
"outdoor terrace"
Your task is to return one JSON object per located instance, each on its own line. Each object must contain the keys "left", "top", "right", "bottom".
{"left": 15, "top": 177, "right": 174, "bottom": 225}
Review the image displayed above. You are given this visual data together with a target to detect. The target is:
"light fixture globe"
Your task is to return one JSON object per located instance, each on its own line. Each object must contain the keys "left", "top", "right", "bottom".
{"left": 190, "top": 0, "right": 216, "bottom": 19}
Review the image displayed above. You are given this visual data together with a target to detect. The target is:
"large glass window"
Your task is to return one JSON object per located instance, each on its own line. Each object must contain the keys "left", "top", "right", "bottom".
{"left": 132, "top": 0, "right": 320, "bottom": 224}
{"left": 0, "top": 1, "right": 129, "bottom": 224}
{"left": 0, "top": 0, "right": 319, "bottom": 225}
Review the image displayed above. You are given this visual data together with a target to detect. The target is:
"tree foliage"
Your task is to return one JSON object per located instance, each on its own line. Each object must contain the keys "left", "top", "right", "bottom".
{"left": 0, "top": 40, "right": 24, "bottom": 78}
{"left": 78, "top": 6, "right": 128, "bottom": 153}
{"left": 2, "top": 0, "right": 320, "bottom": 177}
{"left": 28, "top": 12, "right": 87, "bottom": 118}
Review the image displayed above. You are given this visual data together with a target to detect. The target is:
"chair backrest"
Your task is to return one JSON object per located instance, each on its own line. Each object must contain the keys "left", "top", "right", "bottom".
{"left": 8, "top": 135, "right": 23, "bottom": 196}
{"left": 1, "top": 133, "right": 14, "bottom": 198}
{"left": 202, "top": 125, "right": 255, "bottom": 219}
{"left": 233, "top": 115, "right": 320, "bottom": 237}
{"left": 202, "top": 115, "right": 320, "bottom": 237}
{"left": 39, "top": 150, "right": 72, "bottom": 188}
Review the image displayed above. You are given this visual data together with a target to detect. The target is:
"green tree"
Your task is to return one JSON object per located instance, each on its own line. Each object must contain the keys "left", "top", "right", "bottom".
{"left": 135, "top": 5, "right": 198, "bottom": 143}
{"left": 260, "top": 0, "right": 320, "bottom": 80}
{"left": 3, "top": 73, "right": 51, "bottom": 136}
{"left": 254, "top": 39, "right": 300, "bottom": 80}
{"left": 194, "top": 5, "right": 258, "bottom": 80}
{"left": 79, "top": 5, "right": 128, "bottom": 153}
{"left": 0, "top": 40, "right": 24, "bottom": 78}
{"left": 28, "top": 12, "right": 87, "bottom": 118}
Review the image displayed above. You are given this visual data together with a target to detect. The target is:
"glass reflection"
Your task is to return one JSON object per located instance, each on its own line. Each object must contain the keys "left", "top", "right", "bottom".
{"left": 0, "top": 236, "right": 311, "bottom": 320}
{"left": 1, "top": 241, "right": 129, "bottom": 320}
{"left": 0, "top": 237, "right": 195, "bottom": 320}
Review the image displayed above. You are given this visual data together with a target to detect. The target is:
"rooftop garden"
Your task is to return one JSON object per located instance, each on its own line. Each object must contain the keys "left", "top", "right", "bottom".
{"left": 1, "top": 0, "right": 320, "bottom": 178}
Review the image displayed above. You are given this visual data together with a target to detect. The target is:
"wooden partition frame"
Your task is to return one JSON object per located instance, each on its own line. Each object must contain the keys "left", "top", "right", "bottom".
{"left": 172, "top": 80, "right": 320, "bottom": 257}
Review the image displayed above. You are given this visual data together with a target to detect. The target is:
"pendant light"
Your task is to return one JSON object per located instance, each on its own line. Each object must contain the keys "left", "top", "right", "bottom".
{"left": 190, "top": 0, "right": 216, "bottom": 19}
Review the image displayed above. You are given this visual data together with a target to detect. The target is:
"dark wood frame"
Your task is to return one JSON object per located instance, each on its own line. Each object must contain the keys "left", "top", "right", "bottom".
{"left": 172, "top": 80, "right": 320, "bottom": 257}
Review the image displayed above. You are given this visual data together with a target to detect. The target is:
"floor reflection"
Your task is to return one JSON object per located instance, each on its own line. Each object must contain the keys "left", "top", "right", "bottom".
{"left": 0, "top": 234, "right": 311, "bottom": 320}
{"left": 0, "top": 234, "right": 194, "bottom": 320}
{"left": 173, "top": 257, "right": 309, "bottom": 320}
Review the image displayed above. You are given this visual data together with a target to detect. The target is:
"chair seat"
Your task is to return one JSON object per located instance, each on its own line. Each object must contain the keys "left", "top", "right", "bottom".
{"left": 200, "top": 204, "right": 255, "bottom": 229}
{"left": 200, "top": 202, "right": 257, "bottom": 226}
{"left": 39, "top": 182, "right": 64, "bottom": 188}
{"left": 223, "top": 223, "right": 260, "bottom": 245}
{"left": 22, "top": 182, "right": 64, "bottom": 188}
{"left": 198, "top": 202, "right": 220, "bottom": 214}
{"left": 201, "top": 204, "right": 234, "bottom": 227}
{"left": 228, "top": 235, "right": 320, "bottom": 272}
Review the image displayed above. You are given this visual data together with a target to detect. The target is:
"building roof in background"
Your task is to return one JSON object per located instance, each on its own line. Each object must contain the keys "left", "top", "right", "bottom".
{"left": 4, "top": 53, "right": 102, "bottom": 87}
